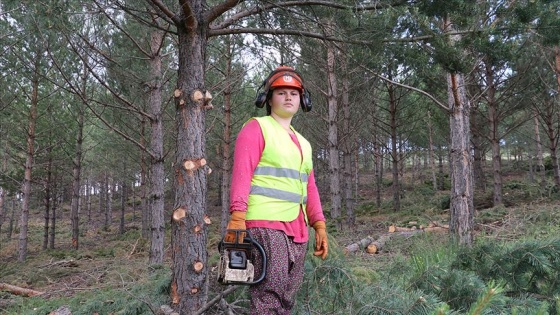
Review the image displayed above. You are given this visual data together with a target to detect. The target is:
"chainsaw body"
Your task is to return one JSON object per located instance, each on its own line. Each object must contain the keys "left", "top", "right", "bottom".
{"left": 218, "top": 230, "right": 266, "bottom": 285}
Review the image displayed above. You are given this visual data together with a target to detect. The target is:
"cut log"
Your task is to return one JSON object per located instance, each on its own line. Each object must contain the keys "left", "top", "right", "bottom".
{"left": 423, "top": 226, "right": 448, "bottom": 233}
{"left": 0, "top": 283, "right": 44, "bottom": 297}
{"left": 344, "top": 225, "right": 439, "bottom": 254}
{"left": 343, "top": 236, "right": 375, "bottom": 254}
{"left": 365, "top": 233, "right": 394, "bottom": 254}
{"left": 388, "top": 225, "right": 415, "bottom": 233}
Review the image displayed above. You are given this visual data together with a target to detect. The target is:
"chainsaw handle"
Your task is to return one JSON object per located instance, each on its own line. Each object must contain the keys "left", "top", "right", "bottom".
{"left": 218, "top": 229, "right": 267, "bottom": 285}
{"left": 248, "top": 238, "right": 267, "bottom": 285}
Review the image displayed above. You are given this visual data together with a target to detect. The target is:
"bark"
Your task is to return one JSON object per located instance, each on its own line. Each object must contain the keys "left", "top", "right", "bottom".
{"left": 448, "top": 71, "right": 474, "bottom": 246}
{"left": 485, "top": 60, "right": 503, "bottom": 206}
{"left": 0, "top": 142, "right": 7, "bottom": 233}
{"left": 533, "top": 112, "right": 545, "bottom": 185}
{"left": 445, "top": 16, "right": 474, "bottom": 246}
{"left": 427, "top": 111, "right": 438, "bottom": 191}
{"left": 471, "top": 106, "right": 487, "bottom": 192}
{"left": 373, "top": 111, "right": 382, "bottom": 208}
{"left": 140, "top": 116, "right": 149, "bottom": 239}
{"left": 148, "top": 26, "right": 166, "bottom": 265}
{"left": 0, "top": 283, "right": 44, "bottom": 297}
{"left": 220, "top": 39, "right": 234, "bottom": 236}
{"left": 43, "top": 147, "right": 53, "bottom": 250}
{"left": 167, "top": 1, "right": 211, "bottom": 312}
{"left": 325, "top": 19, "right": 342, "bottom": 225}
{"left": 344, "top": 235, "right": 375, "bottom": 254}
{"left": 7, "top": 197, "right": 16, "bottom": 239}
{"left": 387, "top": 79, "right": 401, "bottom": 211}
{"left": 544, "top": 111, "right": 560, "bottom": 187}
{"left": 104, "top": 172, "right": 112, "bottom": 230}
{"left": 48, "top": 175, "right": 58, "bottom": 250}
{"left": 19, "top": 56, "right": 40, "bottom": 262}
{"left": 341, "top": 53, "right": 355, "bottom": 226}
{"left": 551, "top": 46, "right": 560, "bottom": 188}
{"left": 119, "top": 180, "right": 126, "bottom": 235}
{"left": 71, "top": 70, "right": 86, "bottom": 249}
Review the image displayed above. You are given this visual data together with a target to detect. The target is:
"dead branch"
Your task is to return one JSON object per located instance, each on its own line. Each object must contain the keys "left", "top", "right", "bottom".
{"left": 0, "top": 283, "right": 44, "bottom": 297}
{"left": 194, "top": 285, "right": 239, "bottom": 315}
{"left": 39, "top": 259, "right": 78, "bottom": 268}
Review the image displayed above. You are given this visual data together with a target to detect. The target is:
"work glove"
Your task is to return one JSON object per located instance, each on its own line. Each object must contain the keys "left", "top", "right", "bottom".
{"left": 312, "top": 221, "right": 328, "bottom": 260}
{"left": 224, "top": 211, "right": 246, "bottom": 243}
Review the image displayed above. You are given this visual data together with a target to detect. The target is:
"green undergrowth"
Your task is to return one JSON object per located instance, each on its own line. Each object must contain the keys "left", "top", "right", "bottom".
{"left": 1, "top": 266, "right": 171, "bottom": 315}
{"left": 3, "top": 191, "right": 560, "bottom": 314}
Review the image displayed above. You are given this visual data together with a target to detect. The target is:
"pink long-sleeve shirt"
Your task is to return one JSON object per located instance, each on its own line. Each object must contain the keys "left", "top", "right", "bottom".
{"left": 229, "top": 119, "right": 326, "bottom": 243}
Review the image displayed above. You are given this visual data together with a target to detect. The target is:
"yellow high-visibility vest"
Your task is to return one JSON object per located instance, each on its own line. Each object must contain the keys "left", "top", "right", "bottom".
{"left": 246, "top": 116, "right": 313, "bottom": 222}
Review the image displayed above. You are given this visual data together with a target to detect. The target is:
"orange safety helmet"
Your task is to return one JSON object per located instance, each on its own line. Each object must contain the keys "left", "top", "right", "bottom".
{"left": 267, "top": 66, "right": 304, "bottom": 92}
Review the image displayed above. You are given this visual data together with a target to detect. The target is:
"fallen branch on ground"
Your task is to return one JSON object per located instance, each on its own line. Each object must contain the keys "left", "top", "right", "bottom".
{"left": 194, "top": 285, "right": 239, "bottom": 315}
{"left": 0, "top": 283, "right": 44, "bottom": 297}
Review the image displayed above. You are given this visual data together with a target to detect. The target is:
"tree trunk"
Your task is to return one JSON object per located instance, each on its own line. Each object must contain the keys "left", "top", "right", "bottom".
{"left": 104, "top": 172, "right": 112, "bottom": 230}
{"left": 140, "top": 116, "right": 149, "bottom": 239}
{"left": 544, "top": 116, "right": 560, "bottom": 187}
{"left": 533, "top": 112, "right": 545, "bottom": 185}
{"left": 19, "top": 57, "right": 40, "bottom": 262}
{"left": 71, "top": 82, "right": 85, "bottom": 249}
{"left": 220, "top": 38, "right": 234, "bottom": 236}
{"left": 485, "top": 60, "right": 503, "bottom": 206}
{"left": 444, "top": 16, "right": 474, "bottom": 246}
{"left": 119, "top": 180, "right": 126, "bottom": 235}
{"left": 447, "top": 71, "right": 474, "bottom": 246}
{"left": 148, "top": 27, "right": 166, "bottom": 265}
{"left": 387, "top": 80, "right": 401, "bottom": 211}
{"left": 341, "top": 53, "right": 355, "bottom": 226}
{"left": 471, "top": 106, "right": 487, "bottom": 192}
{"left": 427, "top": 111, "right": 438, "bottom": 191}
{"left": 372, "top": 98, "right": 383, "bottom": 208}
{"left": 0, "top": 141, "right": 7, "bottom": 234}
{"left": 551, "top": 46, "right": 560, "bottom": 188}
{"left": 86, "top": 177, "right": 91, "bottom": 223}
{"left": 48, "top": 174, "right": 58, "bottom": 250}
{"left": 438, "top": 147, "right": 445, "bottom": 190}
{"left": 43, "top": 147, "right": 53, "bottom": 250}
{"left": 7, "top": 197, "right": 16, "bottom": 239}
{"left": 169, "top": 3, "right": 210, "bottom": 312}
{"left": 325, "top": 19, "right": 341, "bottom": 226}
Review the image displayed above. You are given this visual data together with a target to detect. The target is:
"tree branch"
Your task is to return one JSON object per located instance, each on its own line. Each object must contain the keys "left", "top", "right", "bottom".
{"left": 178, "top": 0, "right": 197, "bottom": 32}
{"left": 93, "top": 0, "right": 151, "bottom": 57}
{"left": 208, "top": 27, "right": 371, "bottom": 45}
{"left": 147, "top": 0, "right": 181, "bottom": 25}
{"left": 358, "top": 64, "right": 450, "bottom": 112}
{"left": 204, "top": 0, "right": 246, "bottom": 24}
{"left": 194, "top": 285, "right": 239, "bottom": 315}
{"left": 211, "top": 0, "right": 409, "bottom": 31}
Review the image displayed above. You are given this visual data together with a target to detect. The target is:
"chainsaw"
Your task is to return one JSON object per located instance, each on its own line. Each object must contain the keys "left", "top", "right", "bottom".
{"left": 217, "top": 229, "right": 267, "bottom": 285}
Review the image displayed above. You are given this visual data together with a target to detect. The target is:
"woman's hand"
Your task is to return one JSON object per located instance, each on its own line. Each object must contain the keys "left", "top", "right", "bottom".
{"left": 312, "top": 221, "right": 328, "bottom": 259}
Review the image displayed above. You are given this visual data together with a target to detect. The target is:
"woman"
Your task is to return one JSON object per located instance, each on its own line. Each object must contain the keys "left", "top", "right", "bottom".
{"left": 225, "top": 65, "right": 328, "bottom": 314}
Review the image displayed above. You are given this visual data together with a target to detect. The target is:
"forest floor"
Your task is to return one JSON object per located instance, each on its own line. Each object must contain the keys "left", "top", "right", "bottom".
{"left": 0, "top": 167, "right": 558, "bottom": 313}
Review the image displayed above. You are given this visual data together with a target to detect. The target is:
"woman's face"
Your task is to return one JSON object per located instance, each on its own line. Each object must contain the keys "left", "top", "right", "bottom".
{"left": 269, "top": 88, "right": 301, "bottom": 118}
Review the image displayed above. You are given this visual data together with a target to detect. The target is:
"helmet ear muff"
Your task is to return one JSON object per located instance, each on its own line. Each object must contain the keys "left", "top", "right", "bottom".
{"left": 301, "top": 90, "right": 312, "bottom": 112}
{"left": 254, "top": 80, "right": 267, "bottom": 108}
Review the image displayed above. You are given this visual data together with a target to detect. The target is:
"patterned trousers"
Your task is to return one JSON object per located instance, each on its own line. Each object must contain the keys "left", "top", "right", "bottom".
{"left": 249, "top": 228, "right": 307, "bottom": 315}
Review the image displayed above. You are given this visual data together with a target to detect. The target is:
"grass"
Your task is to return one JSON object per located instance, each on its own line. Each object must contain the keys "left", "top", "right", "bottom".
{"left": 2, "top": 169, "right": 560, "bottom": 314}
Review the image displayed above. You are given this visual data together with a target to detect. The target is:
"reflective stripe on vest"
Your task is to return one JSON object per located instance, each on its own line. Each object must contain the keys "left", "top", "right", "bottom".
{"left": 246, "top": 116, "right": 313, "bottom": 222}
{"left": 253, "top": 166, "right": 310, "bottom": 183}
